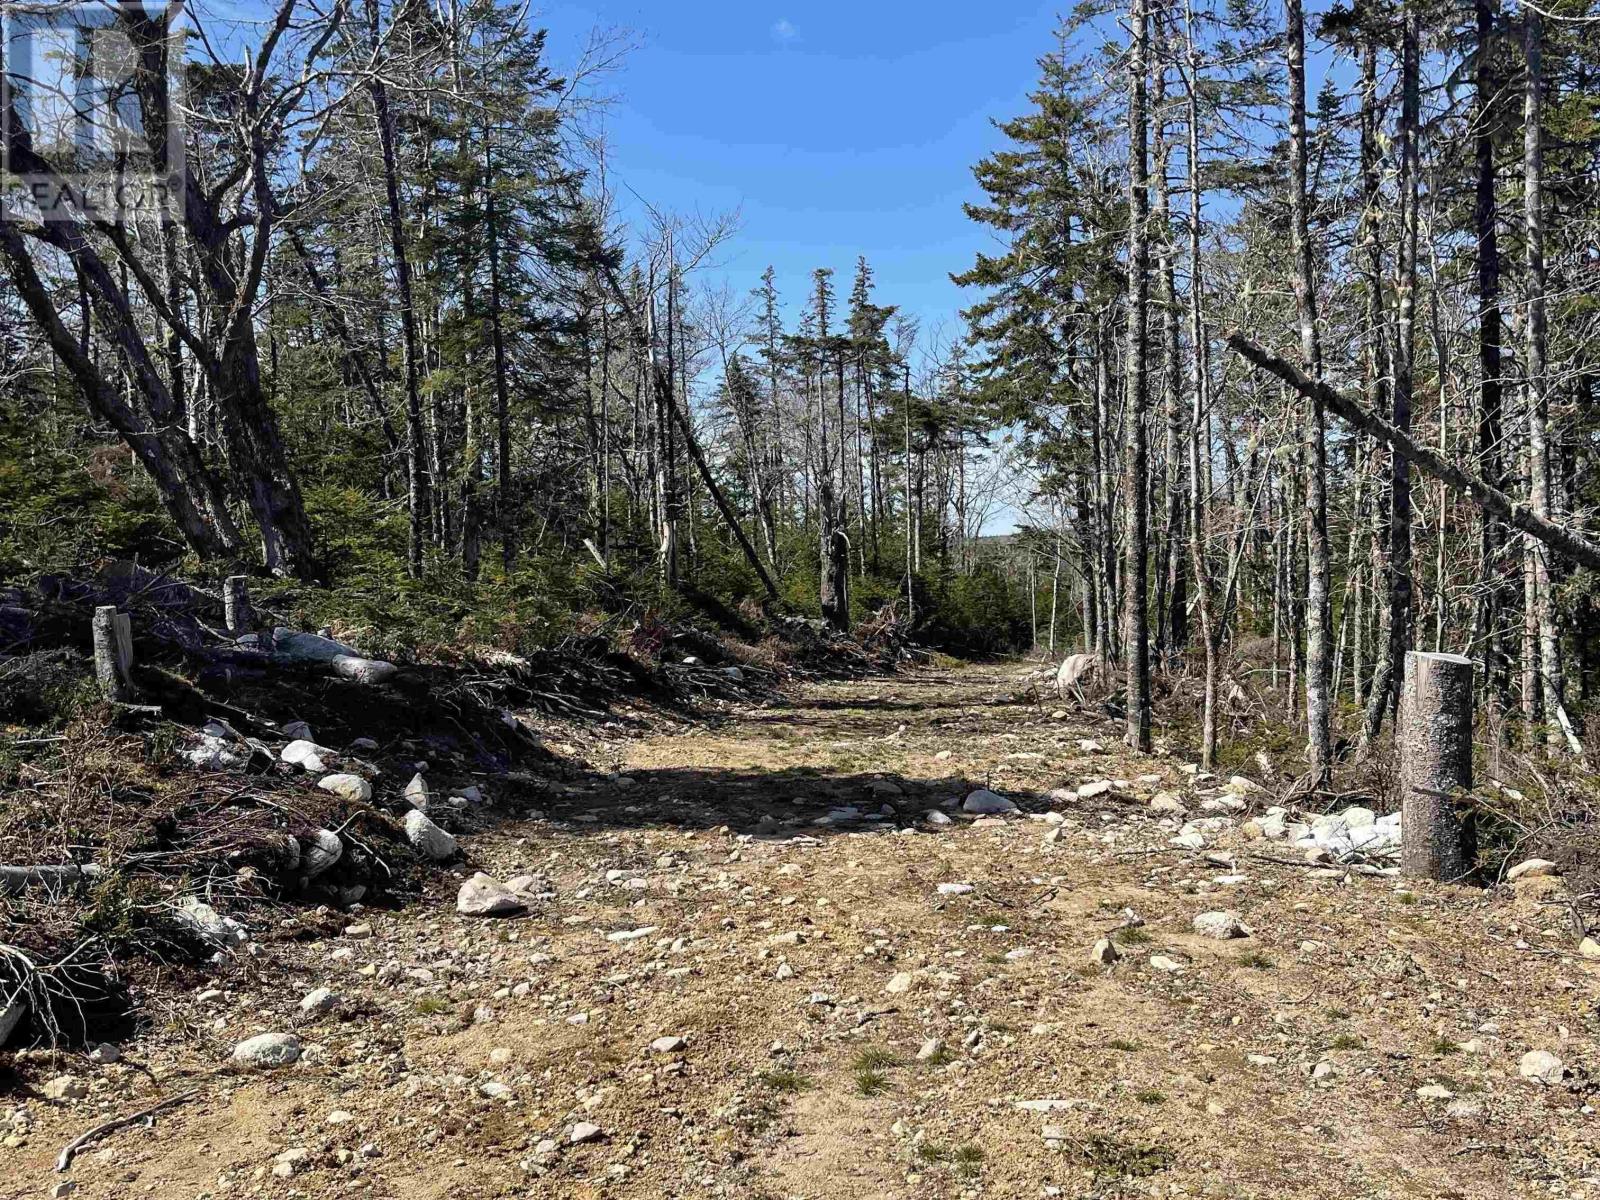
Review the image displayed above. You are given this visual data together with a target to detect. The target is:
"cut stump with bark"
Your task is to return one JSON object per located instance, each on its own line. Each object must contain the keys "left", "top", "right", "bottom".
{"left": 92, "top": 605, "right": 134, "bottom": 701}
{"left": 224, "top": 575, "right": 255, "bottom": 636}
{"left": 1399, "top": 650, "right": 1476, "bottom": 882}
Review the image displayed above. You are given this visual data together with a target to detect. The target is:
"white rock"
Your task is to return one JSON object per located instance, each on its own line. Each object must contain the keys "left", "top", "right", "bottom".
{"left": 457, "top": 873, "right": 526, "bottom": 918}
{"left": 301, "top": 829, "right": 343, "bottom": 877}
{"left": 962, "top": 788, "right": 1018, "bottom": 815}
{"left": 87, "top": 1042, "right": 120, "bottom": 1064}
{"left": 917, "top": 1038, "right": 945, "bottom": 1061}
{"left": 936, "top": 882, "right": 974, "bottom": 896}
{"left": 650, "top": 1036, "right": 687, "bottom": 1054}
{"left": 606, "top": 926, "right": 657, "bottom": 943}
{"left": 1150, "top": 792, "right": 1187, "bottom": 815}
{"left": 1149, "top": 955, "right": 1185, "bottom": 972}
{"left": 1077, "top": 780, "right": 1113, "bottom": 799}
{"left": 232, "top": 1032, "right": 301, "bottom": 1068}
{"left": 281, "top": 740, "right": 332, "bottom": 773}
{"left": 1520, "top": 1049, "right": 1566, "bottom": 1085}
{"left": 925, "top": 810, "right": 953, "bottom": 826}
{"left": 299, "top": 987, "right": 339, "bottom": 1016}
{"left": 885, "top": 971, "right": 915, "bottom": 994}
{"left": 317, "top": 773, "right": 372, "bottom": 803}
{"left": 1508, "top": 858, "right": 1559, "bottom": 882}
{"left": 402, "top": 773, "right": 429, "bottom": 810}
{"left": 568, "top": 1122, "right": 603, "bottom": 1145}
{"left": 1090, "top": 938, "right": 1120, "bottom": 965}
{"left": 172, "top": 897, "right": 247, "bottom": 948}
{"left": 403, "top": 810, "right": 456, "bottom": 860}
{"left": 1192, "top": 911, "right": 1248, "bottom": 940}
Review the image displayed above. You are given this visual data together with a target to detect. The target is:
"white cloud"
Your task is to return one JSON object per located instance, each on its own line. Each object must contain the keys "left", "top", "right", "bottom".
{"left": 771, "top": 17, "right": 798, "bottom": 42}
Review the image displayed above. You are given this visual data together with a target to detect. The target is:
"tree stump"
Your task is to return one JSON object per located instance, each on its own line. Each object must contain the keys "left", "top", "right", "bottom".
{"left": 1399, "top": 650, "right": 1476, "bottom": 881}
{"left": 224, "top": 575, "right": 255, "bottom": 635}
{"left": 92, "top": 605, "right": 134, "bottom": 701}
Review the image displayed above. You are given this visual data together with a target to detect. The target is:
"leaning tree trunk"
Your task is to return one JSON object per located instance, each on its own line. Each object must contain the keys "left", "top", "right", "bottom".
{"left": 1399, "top": 650, "right": 1476, "bottom": 882}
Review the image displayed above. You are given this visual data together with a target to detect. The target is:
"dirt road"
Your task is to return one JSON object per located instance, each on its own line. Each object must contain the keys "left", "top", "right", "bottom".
{"left": 8, "top": 663, "right": 1596, "bottom": 1198}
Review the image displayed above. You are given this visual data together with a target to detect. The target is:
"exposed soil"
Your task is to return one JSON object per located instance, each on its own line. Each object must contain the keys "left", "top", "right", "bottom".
{"left": 6, "top": 663, "right": 1598, "bottom": 1199}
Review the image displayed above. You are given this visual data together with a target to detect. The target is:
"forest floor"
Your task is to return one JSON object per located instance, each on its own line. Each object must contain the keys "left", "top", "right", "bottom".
{"left": 7, "top": 661, "right": 1600, "bottom": 1200}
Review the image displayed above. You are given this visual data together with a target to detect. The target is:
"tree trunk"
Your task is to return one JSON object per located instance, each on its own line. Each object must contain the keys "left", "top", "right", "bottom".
{"left": 1521, "top": 11, "right": 1582, "bottom": 755}
{"left": 1123, "top": 0, "right": 1153, "bottom": 752}
{"left": 1286, "top": 0, "right": 1332, "bottom": 788}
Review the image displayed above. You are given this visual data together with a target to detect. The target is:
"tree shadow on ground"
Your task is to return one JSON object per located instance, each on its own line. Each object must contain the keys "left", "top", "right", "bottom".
{"left": 513, "top": 763, "right": 1058, "bottom": 840}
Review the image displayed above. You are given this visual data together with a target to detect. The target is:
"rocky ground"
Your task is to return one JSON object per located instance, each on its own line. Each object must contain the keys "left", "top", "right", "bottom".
{"left": 6, "top": 662, "right": 1600, "bottom": 1199}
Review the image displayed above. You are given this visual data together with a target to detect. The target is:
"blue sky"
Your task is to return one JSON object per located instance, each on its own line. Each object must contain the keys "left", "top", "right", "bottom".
{"left": 541, "top": 0, "right": 1069, "bottom": 344}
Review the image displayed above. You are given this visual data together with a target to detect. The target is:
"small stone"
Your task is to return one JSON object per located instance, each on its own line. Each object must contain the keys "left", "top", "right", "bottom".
{"left": 650, "top": 1036, "right": 687, "bottom": 1054}
{"left": 925, "top": 810, "right": 953, "bottom": 826}
{"left": 568, "top": 1122, "right": 603, "bottom": 1145}
{"left": 344, "top": 922, "right": 372, "bottom": 939}
{"left": 402, "top": 773, "right": 430, "bottom": 810}
{"left": 172, "top": 897, "right": 247, "bottom": 948}
{"left": 1077, "top": 779, "right": 1113, "bottom": 799}
{"left": 1149, "top": 955, "right": 1185, "bottom": 972}
{"left": 42, "top": 1076, "right": 87, "bottom": 1101}
{"left": 1416, "top": 1083, "right": 1455, "bottom": 1100}
{"left": 1149, "top": 792, "right": 1186, "bottom": 815}
{"left": 606, "top": 926, "right": 657, "bottom": 943}
{"left": 885, "top": 971, "right": 915, "bottom": 995}
{"left": 87, "top": 1043, "right": 120, "bottom": 1065}
{"left": 916, "top": 1038, "right": 945, "bottom": 1061}
{"left": 1192, "top": 911, "right": 1248, "bottom": 940}
{"left": 232, "top": 1032, "right": 301, "bottom": 1068}
{"left": 457, "top": 873, "right": 527, "bottom": 918}
{"left": 318, "top": 773, "right": 372, "bottom": 803}
{"left": 403, "top": 809, "right": 457, "bottom": 860}
{"left": 1090, "top": 938, "right": 1120, "bottom": 966}
{"left": 1520, "top": 1049, "right": 1565, "bottom": 1085}
{"left": 1581, "top": 938, "right": 1600, "bottom": 960}
{"left": 301, "top": 829, "right": 343, "bottom": 878}
{"left": 282, "top": 720, "right": 313, "bottom": 741}
{"left": 299, "top": 987, "right": 339, "bottom": 1016}
{"left": 271, "top": 1148, "right": 308, "bottom": 1178}
{"left": 936, "top": 882, "right": 973, "bottom": 896}
{"left": 281, "top": 740, "right": 331, "bottom": 773}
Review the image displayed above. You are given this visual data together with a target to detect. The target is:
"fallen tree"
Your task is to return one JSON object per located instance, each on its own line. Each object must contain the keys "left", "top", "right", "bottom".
{"left": 1225, "top": 332, "right": 1600, "bottom": 573}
